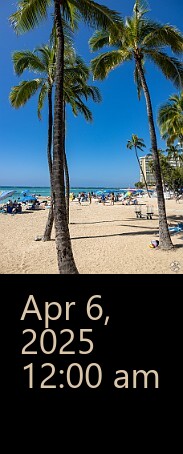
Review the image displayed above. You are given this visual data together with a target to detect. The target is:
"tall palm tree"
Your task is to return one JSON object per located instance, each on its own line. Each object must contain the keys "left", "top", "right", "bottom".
{"left": 10, "top": 43, "right": 101, "bottom": 240}
{"left": 158, "top": 92, "right": 183, "bottom": 146}
{"left": 127, "top": 134, "right": 150, "bottom": 196}
{"left": 45, "top": 49, "right": 101, "bottom": 238}
{"left": 10, "top": 0, "right": 121, "bottom": 274}
{"left": 90, "top": 0, "right": 183, "bottom": 249}
{"left": 10, "top": 45, "right": 55, "bottom": 229}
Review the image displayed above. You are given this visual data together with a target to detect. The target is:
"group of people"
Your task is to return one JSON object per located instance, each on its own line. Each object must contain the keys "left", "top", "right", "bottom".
{"left": 99, "top": 192, "right": 115, "bottom": 205}
{"left": 69, "top": 191, "right": 139, "bottom": 206}
{"left": 3, "top": 198, "right": 50, "bottom": 213}
{"left": 6, "top": 199, "right": 22, "bottom": 214}
{"left": 70, "top": 192, "right": 93, "bottom": 204}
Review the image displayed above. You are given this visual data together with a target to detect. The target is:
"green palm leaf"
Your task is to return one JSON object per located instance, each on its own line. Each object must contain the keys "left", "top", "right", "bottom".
{"left": 146, "top": 50, "right": 183, "bottom": 89}
{"left": 9, "top": 79, "right": 43, "bottom": 108}
{"left": 38, "top": 82, "right": 48, "bottom": 119}
{"left": 91, "top": 50, "right": 132, "bottom": 80}
{"left": 10, "top": 0, "right": 121, "bottom": 34}
{"left": 12, "top": 50, "right": 46, "bottom": 75}
{"left": 10, "top": 0, "right": 51, "bottom": 33}
{"left": 62, "top": 2, "right": 79, "bottom": 29}
{"left": 89, "top": 30, "right": 110, "bottom": 51}
{"left": 143, "top": 24, "right": 183, "bottom": 54}
{"left": 73, "top": 99, "right": 93, "bottom": 121}
{"left": 70, "top": 0, "right": 121, "bottom": 29}
{"left": 158, "top": 92, "right": 183, "bottom": 144}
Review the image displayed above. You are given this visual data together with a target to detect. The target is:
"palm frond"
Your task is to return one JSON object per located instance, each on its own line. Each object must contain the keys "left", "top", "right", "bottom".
{"left": 63, "top": 2, "right": 79, "bottom": 30}
{"left": 127, "top": 141, "right": 133, "bottom": 150}
{"left": 74, "top": 56, "right": 90, "bottom": 78}
{"left": 9, "top": 0, "right": 51, "bottom": 34}
{"left": 91, "top": 50, "right": 131, "bottom": 80}
{"left": 127, "top": 134, "right": 146, "bottom": 150}
{"left": 143, "top": 24, "right": 183, "bottom": 54}
{"left": 146, "top": 50, "right": 183, "bottom": 89}
{"left": 12, "top": 50, "right": 47, "bottom": 76}
{"left": 133, "top": 0, "right": 150, "bottom": 18}
{"left": 38, "top": 82, "right": 48, "bottom": 119}
{"left": 9, "top": 79, "right": 43, "bottom": 108}
{"left": 85, "top": 85, "right": 101, "bottom": 102}
{"left": 70, "top": 0, "right": 121, "bottom": 31}
{"left": 12, "top": 50, "right": 47, "bottom": 75}
{"left": 35, "top": 46, "right": 51, "bottom": 68}
{"left": 169, "top": 93, "right": 183, "bottom": 104}
{"left": 73, "top": 99, "right": 93, "bottom": 122}
{"left": 89, "top": 30, "right": 110, "bottom": 51}
{"left": 75, "top": 85, "right": 101, "bottom": 103}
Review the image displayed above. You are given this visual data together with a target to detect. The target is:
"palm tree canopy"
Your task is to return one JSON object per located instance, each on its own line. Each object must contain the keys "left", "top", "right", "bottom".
{"left": 10, "top": 0, "right": 122, "bottom": 34}
{"left": 10, "top": 40, "right": 101, "bottom": 121}
{"left": 166, "top": 144, "right": 183, "bottom": 164}
{"left": 90, "top": 0, "right": 183, "bottom": 92}
{"left": 158, "top": 92, "right": 183, "bottom": 145}
{"left": 127, "top": 134, "right": 146, "bottom": 151}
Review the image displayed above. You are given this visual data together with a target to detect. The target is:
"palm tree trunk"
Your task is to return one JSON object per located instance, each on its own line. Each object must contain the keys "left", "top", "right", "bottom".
{"left": 63, "top": 101, "right": 70, "bottom": 224}
{"left": 135, "top": 146, "right": 151, "bottom": 197}
{"left": 43, "top": 86, "right": 54, "bottom": 241}
{"left": 52, "top": 0, "right": 78, "bottom": 273}
{"left": 43, "top": 198, "right": 54, "bottom": 240}
{"left": 136, "top": 58, "right": 173, "bottom": 249}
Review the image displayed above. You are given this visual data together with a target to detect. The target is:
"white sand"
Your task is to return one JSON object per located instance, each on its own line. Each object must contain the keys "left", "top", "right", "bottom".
{"left": 0, "top": 197, "right": 182, "bottom": 274}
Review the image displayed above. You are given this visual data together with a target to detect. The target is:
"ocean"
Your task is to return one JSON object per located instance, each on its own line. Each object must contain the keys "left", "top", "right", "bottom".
{"left": 0, "top": 186, "right": 127, "bottom": 202}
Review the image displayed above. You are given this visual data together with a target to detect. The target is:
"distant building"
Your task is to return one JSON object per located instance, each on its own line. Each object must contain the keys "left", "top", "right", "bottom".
{"left": 139, "top": 155, "right": 155, "bottom": 186}
{"left": 139, "top": 154, "right": 182, "bottom": 186}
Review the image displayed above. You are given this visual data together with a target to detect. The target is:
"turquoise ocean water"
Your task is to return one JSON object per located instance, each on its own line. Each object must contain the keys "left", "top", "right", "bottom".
{"left": 0, "top": 186, "right": 127, "bottom": 202}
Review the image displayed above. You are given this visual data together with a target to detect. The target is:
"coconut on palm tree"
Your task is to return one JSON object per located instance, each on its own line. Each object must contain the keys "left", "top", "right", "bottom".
{"left": 10, "top": 41, "right": 101, "bottom": 240}
{"left": 90, "top": 0, "right": 183, "bottom": 249}
{"left": 127, "top": 134, "right": 150, "bottom": 196}
{"left": 10, "top": 0, "right": 121, "bottom": 273}
{"left": 158, "top": 92, "right": 183, "bottom": 146}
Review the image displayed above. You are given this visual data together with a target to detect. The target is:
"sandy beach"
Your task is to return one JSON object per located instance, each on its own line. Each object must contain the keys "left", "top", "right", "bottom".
{"left": 0, "top": 197, "right": 182, "bottom": 274}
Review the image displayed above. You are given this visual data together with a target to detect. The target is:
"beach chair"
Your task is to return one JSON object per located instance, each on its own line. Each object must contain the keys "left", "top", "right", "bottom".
{"left": 146, "top": 206, "right": 154, "bottom": 220}
{"left": 135, "top": 206, "right": 142, "bottom": 218}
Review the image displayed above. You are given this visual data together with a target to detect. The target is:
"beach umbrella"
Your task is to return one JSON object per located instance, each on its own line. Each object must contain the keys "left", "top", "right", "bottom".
{"left": 124, "top": 191, "right": 132, "bottom": 198}
{"left": 20, "top": 189, "right": 31, "bottom": 196}
{"left": 0, "top": 190, "right": 16, "bottom": 201}
{"left": 20, "top": 195, "right": 37, "bottom": 202}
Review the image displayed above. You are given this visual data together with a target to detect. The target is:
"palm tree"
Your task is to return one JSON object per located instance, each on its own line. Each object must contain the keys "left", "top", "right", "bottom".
{"left": 166, "top": 144, "right": 183, "bottom": 167}
{"left": 10, "top": 44, "right": 55, "bottom": 236}
{"left": 90, "top": 0, "right": 183, "bottom": 249}
{"left": 158, "top": 92, "right": 183, "bottom": 146}
{"left": 45, "top": 49, "right": 101, "bottom": 238}
{"left": 10, "top": 42, "right": 101, "bottom": 241}
{"left": 126, "top": 135, "right": 150, "bottom": 196}
{"left": 10, "top": 1, "right": 121, "bottom": 273}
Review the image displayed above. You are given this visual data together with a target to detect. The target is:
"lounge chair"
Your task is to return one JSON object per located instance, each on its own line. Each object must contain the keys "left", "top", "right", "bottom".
{"left": 135, "top": 206, "right": 142, "bottom": 218}
{"left": 146, "top": 206, "right": 154, "bottom": 220}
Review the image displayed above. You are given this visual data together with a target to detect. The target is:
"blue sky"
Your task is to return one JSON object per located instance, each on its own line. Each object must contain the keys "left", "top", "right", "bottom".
{"left": 0, "top": 0, "right": 182, "bottom": 187}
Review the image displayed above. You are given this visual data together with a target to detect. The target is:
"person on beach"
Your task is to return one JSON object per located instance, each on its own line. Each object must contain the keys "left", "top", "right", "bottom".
{"left": 111, "top": 192, "right": 114, "bottom": 205}
{"left": 88, "top": 192, "right": 92, "bottom": 204}
{"left": 78, "top": 193, "right": 81, "bottom": 204}
{"left": 101, "top": 194, "right": 105, "bottom": 205}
